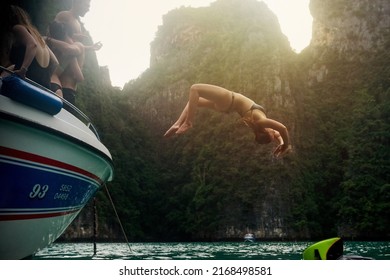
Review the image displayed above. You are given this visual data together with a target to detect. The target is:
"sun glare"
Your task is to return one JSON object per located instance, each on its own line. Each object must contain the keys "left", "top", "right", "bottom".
{"left": 84, "top": 0, "right": 312, "bottom": 88}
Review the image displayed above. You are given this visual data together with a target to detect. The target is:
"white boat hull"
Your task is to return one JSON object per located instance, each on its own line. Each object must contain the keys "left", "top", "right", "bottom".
{"left": 1, "top": 212, "right": 80, "bottom": 260}
{"left": 0, "top": 90, "right": 114, "bottom": 259}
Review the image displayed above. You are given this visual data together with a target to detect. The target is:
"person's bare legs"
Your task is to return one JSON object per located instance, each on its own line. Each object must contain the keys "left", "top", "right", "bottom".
{"left": 164, "top": 84, "right": 232, "bottom": 137}
{"left": 176, "top": 85, "right": 200, "bottom": 134}
{"left": 164, "top": 85, "right": 200, "bottom": 137}
{"left": 163, "top": 103, "right": 189, "bottom": 137}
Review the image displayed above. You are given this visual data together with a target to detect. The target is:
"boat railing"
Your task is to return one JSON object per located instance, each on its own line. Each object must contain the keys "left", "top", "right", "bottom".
{"left": 0, "top": 66, "right": 101, "bottom": 141}
{"left": 64, "top": 101, "right": 101, "bottom": 141}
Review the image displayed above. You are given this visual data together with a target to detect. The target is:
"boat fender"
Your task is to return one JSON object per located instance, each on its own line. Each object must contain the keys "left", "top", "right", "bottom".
{"left": 0, "top": 75, "right": 63, "bottom": 115}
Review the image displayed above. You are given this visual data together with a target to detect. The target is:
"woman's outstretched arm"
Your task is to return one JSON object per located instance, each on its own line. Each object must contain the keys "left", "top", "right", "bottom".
{"left": 258, "top": 118, "right": 292, "bottom": 157}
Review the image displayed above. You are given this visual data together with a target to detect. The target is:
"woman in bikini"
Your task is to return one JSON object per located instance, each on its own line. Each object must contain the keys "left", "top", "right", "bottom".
{"left": 1, "top": 5, "right": 58, "bottom": 89}
{"left": 164, "top": 84, "right": 292, "bottom": 158}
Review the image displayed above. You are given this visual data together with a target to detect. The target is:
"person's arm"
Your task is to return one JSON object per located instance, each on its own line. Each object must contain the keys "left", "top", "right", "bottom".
{"left": 258, "top": 118, "right": 292, "bottom": 157}
{"left": 84, "top": 41, "right": 103, "bottom": 51}
{"left": 46, "top": 37, "right": 82, "bottom": 56}
{"left": 0, "top": 65, "right": 15, "bottom": 78}
{"left": 258, "top": 118, "right": 290, "bottom": 146}
{"left": 46, "top": 37, "right": 101, "bottom": 55}
{"left": 273, "top": 143, "right": 292, "bottom": 157}
{"left": 72, "top": 32, "right": 89, "bottom": 43}
{"left": 12, "top": 25, "right": 37, "bottom": 78}
{"left": 273, "top": 130, "right": 284, "bottom": 145}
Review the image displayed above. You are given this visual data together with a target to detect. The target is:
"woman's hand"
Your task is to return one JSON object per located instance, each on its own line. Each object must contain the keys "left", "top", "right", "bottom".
{"left": 14, "top": 66, "right": 28, "bottom": 79}
{"left": 0, "top": 65, "right": 15, "bottom": 78}
{"left": 92, "top": 41, "right": 103, "bottom": 51}
{"left": 273, "top": 144, "right": 292, "bottom": 158}
{"left": 84, "top": 41, "right": 103, "bottom": 52}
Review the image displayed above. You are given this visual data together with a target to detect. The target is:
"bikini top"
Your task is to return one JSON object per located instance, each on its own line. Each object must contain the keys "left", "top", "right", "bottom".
{"left": 240, "top": 103, "right": 267, "bottom": 129}
{"left": 241, "top": 103, "right": 266, "bottom": 117}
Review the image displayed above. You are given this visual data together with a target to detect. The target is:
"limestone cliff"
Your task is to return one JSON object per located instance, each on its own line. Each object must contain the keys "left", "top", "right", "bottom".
{"left": 307, "top": 0, "right": 390, "bottom": 85}
{"left": 310, "top": 0, "right": 389, "bottom": 54}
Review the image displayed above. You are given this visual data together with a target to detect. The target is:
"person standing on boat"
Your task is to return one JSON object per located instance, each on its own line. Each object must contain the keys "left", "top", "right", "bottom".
{"left": 164, "top": 84, "right": 292, "bottom": 158}
{"left": 45, "top": 21, "right": 100, "bottom": 98}
{"left": 52, "top": 0, "right": 101, "bottom": 105}
{"left": 0, "top": 5, "right": 58, "bottom": 89}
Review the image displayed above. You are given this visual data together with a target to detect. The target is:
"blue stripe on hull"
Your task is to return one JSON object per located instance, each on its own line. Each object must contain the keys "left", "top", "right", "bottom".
{"left": 0, "top": 158, "right": 99, "bottom": 211}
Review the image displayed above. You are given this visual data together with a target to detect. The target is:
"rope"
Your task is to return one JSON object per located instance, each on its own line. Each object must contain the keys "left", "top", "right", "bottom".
{"left": 103, "top": 183, "right": 132, "bottom": 253}
{"left": 93, "top": 197, "right": 97, "bottom": 256}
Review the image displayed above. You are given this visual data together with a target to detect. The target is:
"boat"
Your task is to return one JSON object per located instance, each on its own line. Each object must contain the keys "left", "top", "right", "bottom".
{"left": 0, "top": 73, "right": 114, "bottom": 259}
{"left": 244, "top": 233, "right": 256, "bottom": 242}
{"left": 303, "top": 237, "right": 374, "bottom": 260}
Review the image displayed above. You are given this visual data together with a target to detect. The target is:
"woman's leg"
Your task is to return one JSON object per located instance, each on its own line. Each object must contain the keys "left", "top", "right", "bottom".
{"left": 176, "top": 84, "right": 231, "bottom": 134}
{"left": 164, "top": 84, "right": 231, "bottom": 137}
{"left": 175, "top": 85, "right": 200, "bottom": 134}
{"left": 163, "top": 103, "right": 189, "bottom": 137}
{"left": 163, "top": 96, "right": 215, "bottom": 137}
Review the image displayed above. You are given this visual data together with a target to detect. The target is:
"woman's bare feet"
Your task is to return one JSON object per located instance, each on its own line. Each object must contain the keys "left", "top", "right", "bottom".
{"left": 164, "top": 125, "right": 180, "bottom": 138}
{"left": 176, "top": 122, "right": 192, "bottom": 135}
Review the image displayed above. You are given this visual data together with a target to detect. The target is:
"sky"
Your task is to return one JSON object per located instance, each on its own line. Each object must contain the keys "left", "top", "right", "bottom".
{"left": 83, "top": 0, "right": 312, "bottom": 88}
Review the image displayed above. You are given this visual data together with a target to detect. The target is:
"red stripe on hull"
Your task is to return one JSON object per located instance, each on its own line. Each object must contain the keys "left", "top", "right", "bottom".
{"left": 0, "top": 209, "right": 80, "bottom": 221}
{"left": 0, "top": 146, "right": 102, "bottom": 184}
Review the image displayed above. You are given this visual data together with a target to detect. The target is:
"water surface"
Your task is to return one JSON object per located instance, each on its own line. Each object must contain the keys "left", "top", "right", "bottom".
{"left": 34, "top": 241, "right": 389, "bottom": 260}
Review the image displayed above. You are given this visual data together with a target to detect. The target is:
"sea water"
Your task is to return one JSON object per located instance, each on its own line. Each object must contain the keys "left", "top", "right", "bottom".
{"left": 34, "top": 241, "right": 389, "bottom": 260}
